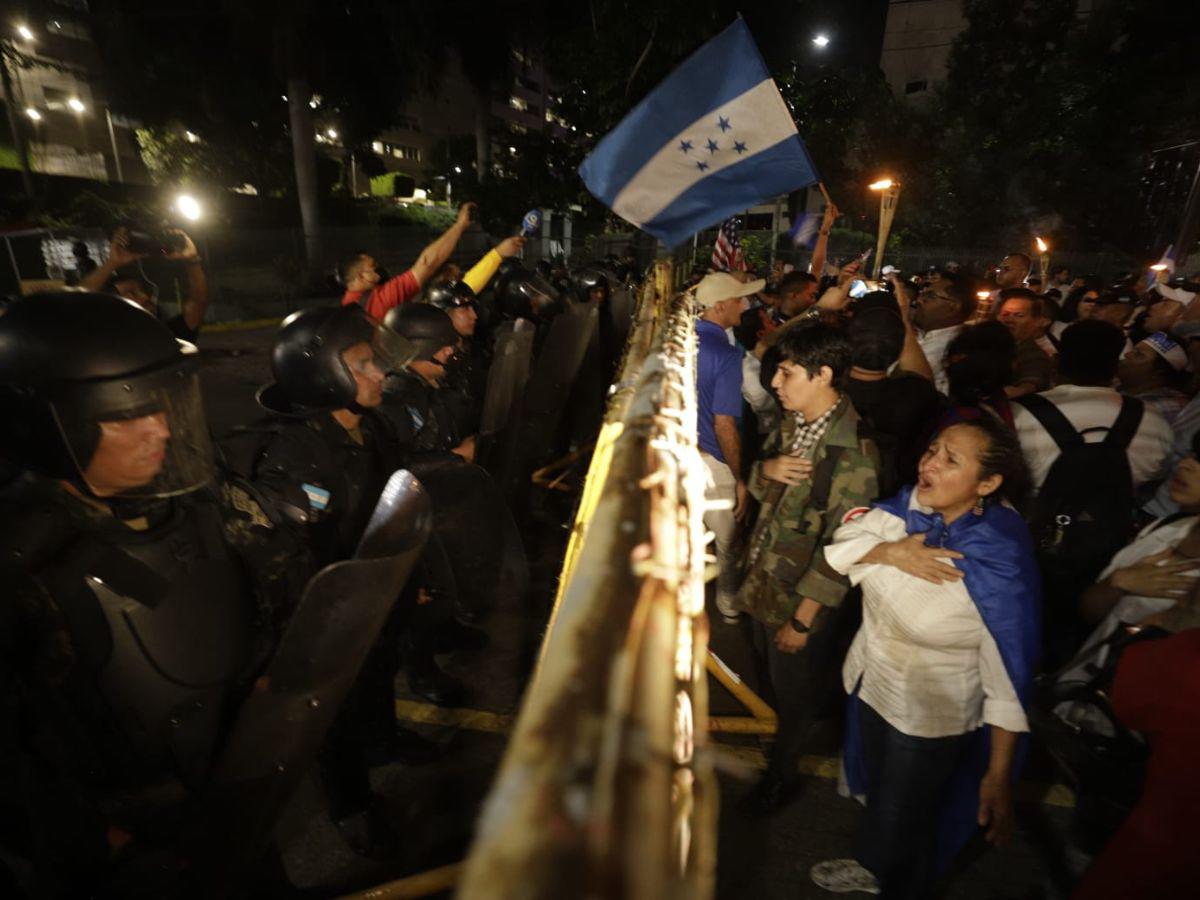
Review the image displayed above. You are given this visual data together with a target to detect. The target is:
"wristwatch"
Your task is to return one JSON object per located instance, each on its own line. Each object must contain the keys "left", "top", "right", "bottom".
{"left": 788, "top": 617, "right": 811, "bottom": 634}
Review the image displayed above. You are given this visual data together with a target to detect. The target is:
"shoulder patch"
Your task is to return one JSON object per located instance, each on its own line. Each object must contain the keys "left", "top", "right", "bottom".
{"left": 222, "top": 483, "right": 274, "bottom": 529}
{"left": 301, "top": 483, "right": 331, "bottom": 511}
{"left": 842, "top": 506, "right": 870, "bottom": 525}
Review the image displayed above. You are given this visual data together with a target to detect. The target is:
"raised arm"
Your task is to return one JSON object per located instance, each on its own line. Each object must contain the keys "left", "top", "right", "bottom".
{"left": 409, "top": 201, "right": 477, "bottom": 288}
{"left": 889, "top": 273, "right": 934, "bottom": 381}
{"left": 461, "top": 235, "right": 525, "bottom": 294}
{"left": 165, "top": 230, "right": 209, "bottom": 331}
{"left": 82, "top": 226, "right": 143, "bottom": 293}
{"left": 808, "top": 201, "right": 838, "bottom": 280}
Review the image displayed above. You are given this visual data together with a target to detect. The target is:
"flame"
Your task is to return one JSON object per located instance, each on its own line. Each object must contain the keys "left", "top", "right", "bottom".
{"left": 868, "top": 178, "right": 894, "bottom": 191}
{"left": 976, "top": 291, "right": 991, "bottom": 300}
{"left": 1035, "top": 237, "right": 1048, "bottom": 253}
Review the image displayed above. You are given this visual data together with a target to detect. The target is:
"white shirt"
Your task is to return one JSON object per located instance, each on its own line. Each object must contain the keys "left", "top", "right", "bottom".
{"left": 1145, "top": 393, "right": 1200, "bottom": 517}
{"left": 917, "top": 324, "right": 962, "bottom": 395}
{"left": 740, "top": 353, "right": 777, "bottom": 434}
{"left": 823, "top": 501, "right": 1029, "bottom": 739}
{"left": 1055, "top": 515, "right": 1200, "bottom": 733}
{"left": 1012, "top": 384, "right": 1173, "bottom": 492}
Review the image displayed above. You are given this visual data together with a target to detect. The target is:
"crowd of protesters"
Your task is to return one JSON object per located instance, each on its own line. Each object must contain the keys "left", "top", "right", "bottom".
{"left": 1, "top": 188, "right": 1197, "bottom": 897}
{"left": 692, "top": 223, "right": 1200, "bottom": 898}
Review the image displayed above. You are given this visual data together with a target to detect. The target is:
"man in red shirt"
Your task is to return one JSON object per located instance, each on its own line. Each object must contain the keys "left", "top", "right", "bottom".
{"left": 341, "top": 201, "right": 477, "bottom": 320}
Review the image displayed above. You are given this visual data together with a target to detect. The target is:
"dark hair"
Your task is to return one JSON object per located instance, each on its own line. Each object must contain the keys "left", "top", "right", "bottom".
{"left": 774, "top": 321, "right": 852, "bottom": 388}
{"left": 939, "top": 271, "right": 975, "bottom": 319}
{"left": 942, "top": 415, "right": 1031, "bottom": 508}
{"left": 848, "top": 308, "right": 904, "bottom": 371}
{"left": 998, "top": 292, "right": 1046, "bottom": 321}
{"left": 340, "top": 253, "right": 368, "bottom": 284}
{"left": 1040, "top": 295, "right": 1062, "bottom": 322}
{"left": 1058, "top": 319, "right": 1125, "bottom": 385}
{"left": 778, "top": 271, "right": 818, "bottom": 294}
{"left": 945, "top": 321, "right": 1017, "bottom": 405}
{"left": 1003, "top": 252, "right": 1032, "bottom": 272}
{"left": 1061, "top": 284, "right": 1100, "bottom": 322}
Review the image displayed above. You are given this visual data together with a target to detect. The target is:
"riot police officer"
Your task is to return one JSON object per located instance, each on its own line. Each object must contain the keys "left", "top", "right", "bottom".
{"left": 381, "top": 304, "right": 526, "bottom": 623}
{"left": 424, "top": 280, "right": 488, "bottom": 438}
{"left": 251, "top": 303, "right": 474, "bottom": 857}
{"left": 0, "top": 294, "right": 309, "bottom": 895}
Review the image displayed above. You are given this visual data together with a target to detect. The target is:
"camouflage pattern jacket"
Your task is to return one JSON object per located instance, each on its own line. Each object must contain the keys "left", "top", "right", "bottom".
{"left": 735, "top": 399, "right": 880, "bottom": 627}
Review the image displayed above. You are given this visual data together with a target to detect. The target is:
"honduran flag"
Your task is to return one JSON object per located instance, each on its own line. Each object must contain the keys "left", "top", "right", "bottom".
{"left": 787, "top": 210, "right": 823, "bottom": 250}
{"left": 578, "top": 17, "right": 820, "bottom": 248}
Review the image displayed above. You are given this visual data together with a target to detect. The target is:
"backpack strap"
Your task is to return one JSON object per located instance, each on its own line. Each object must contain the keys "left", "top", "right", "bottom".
{"left": 810, "top": 445, "right": 846, "bottom": 511}
{"left": 1103, "top": 397, "right": 1144, "bottom": 451}
{"left": 1014, "top": 394, "right": 1084, "bottom": 452}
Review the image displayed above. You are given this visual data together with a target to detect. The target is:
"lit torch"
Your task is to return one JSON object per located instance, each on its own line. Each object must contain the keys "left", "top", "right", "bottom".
{"left": 1035, "top": 236, "right": 1049, "bottom": 289}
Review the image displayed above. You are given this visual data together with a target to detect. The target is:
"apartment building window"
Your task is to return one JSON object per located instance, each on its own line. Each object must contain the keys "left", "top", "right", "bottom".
{"left": 372, "top": 141, "right": 385, "bottom": 154}
{"left": 905, "top": 80, "right": 928, "bottom": 95}
{"left": 390, "top": 145, "right": 421, "bottom": 161}
{"left": 509, "top": 96, "right": 528, "bottom": 112}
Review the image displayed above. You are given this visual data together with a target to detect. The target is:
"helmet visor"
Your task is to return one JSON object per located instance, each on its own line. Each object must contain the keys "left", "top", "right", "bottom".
{"left": 52, "top": 355, "right": 215, "bottom": 498}
{"left": 368, "top": 318, "right": 420, "bottom": 373}
{"left": 512, "top": 274, "right": 560, "bottom": 315}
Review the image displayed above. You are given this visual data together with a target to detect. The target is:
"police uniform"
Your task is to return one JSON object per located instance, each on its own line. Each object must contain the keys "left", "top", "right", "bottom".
{"left": 0, "top": 294, "right": 318, "bottom": 894}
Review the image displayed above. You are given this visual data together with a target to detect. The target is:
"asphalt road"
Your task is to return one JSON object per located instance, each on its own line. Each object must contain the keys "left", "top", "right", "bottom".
{"left": 195, "top": 323, "right": 1081, "bottom": 899}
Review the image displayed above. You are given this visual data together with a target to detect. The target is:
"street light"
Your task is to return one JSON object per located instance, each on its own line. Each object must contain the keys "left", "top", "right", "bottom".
{"left": 25, "top": 107, "right": 41, "bottom": 121}
{"left": 67, "top": 96, "right": 85, "bottom": 113}
{"left": 812, "top": 33, "right": 830, "bottom": 49}
{"left": 453, "top": 165, "right": 462, "bottom": 174}
{"left": 325, "top": 127, "right": 338, "bottom": 140}
{"left": 868, "top": 176, "right": 901, "bottom": 279}
{"left": 16, "top": 24, "right": 34, "bottom": 42}
{"left": 175, "top": 194, "right": 202, "bottom": 222}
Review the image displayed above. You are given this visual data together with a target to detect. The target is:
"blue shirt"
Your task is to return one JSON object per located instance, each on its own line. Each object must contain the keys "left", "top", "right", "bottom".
{"left": 696, "top": 319, "right": 744, "bottom": 462}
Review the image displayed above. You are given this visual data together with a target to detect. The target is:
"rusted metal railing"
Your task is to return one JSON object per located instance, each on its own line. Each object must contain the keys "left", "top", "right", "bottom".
{"left": 456, "top": 259, "right": 717, "bottom": 899}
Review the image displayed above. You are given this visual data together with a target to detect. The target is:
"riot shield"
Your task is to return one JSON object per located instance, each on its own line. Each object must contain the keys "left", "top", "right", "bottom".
{"left": 190, "top": 469, "right": 431, "bottom": 879}
{"left": 480, "top": 319, "right": 535, "bottom": 437}
{"left": 519, "top": 302, "right": 598, "bottom": 465}
{"left": 609, "top": 282, "right": 635, "bottom": 349}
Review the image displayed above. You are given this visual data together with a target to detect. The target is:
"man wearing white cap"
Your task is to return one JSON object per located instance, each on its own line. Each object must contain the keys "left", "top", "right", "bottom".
{"left": 1118, "top": 331, "right": 1191, "bottom": 426}
{"left": 694, "top": 271, "right": 765, "bottom": 623}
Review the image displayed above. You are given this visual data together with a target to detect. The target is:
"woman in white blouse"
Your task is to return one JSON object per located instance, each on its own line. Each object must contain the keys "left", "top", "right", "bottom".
{"left": 811, "top": 417, "right": 1041, "bottom": 898}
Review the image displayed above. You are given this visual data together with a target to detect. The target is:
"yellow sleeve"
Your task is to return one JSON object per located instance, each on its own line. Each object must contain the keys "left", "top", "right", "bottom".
{"left": 462, "top": 249, "right": 503, "bottom": 294}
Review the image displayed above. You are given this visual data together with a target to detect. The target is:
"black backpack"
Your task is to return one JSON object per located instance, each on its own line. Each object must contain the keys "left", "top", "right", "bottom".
{"left": 1016, "top": 394, "right": 1144, "bottom": 592}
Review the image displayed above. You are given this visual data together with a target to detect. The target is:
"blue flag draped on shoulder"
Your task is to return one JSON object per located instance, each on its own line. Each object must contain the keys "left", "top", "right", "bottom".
{"left": 578, "top": 17, "right": 820, "bottom": 248}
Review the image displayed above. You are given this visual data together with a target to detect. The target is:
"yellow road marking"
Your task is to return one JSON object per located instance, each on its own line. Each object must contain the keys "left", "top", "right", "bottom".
{"left": 393, "top": 699, "right": 1076, "bottom": 808}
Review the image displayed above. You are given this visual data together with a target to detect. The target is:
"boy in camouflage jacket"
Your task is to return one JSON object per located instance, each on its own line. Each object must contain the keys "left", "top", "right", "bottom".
{"left": 736, "top": 323, "right": 880, "bottom": 814}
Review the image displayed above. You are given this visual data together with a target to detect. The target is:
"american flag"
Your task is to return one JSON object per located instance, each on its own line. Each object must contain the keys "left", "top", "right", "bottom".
{"left": 711, "top": 217, "right": 746, "bottom": 272}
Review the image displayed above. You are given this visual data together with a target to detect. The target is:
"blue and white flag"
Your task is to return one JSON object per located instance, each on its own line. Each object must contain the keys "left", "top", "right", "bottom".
{"left": 787, "top": 211, "right": 822, "bottom": 250}
{"left": 578, "top": 17, "right": 819, "bottom": 248}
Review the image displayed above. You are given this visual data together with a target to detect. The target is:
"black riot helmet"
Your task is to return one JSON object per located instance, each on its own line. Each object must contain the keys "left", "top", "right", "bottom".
{"left": 0, "top": 292, "right": 214, "bottom": 497}
{"left": 496, "top": 265, "right": 561, "bottom": 320}
{"left": 572, "top": 266, "right": 612, "bottom": 303}
{"left": 258, "top": 304, "right": 417, "bottom": 416}
{"left": 384, "top": 304, "right": 459, "bottom": 361}
{"left": 424, "top": 279, "right": 478, "bottom": 312}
